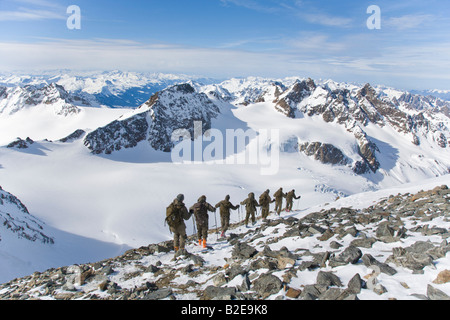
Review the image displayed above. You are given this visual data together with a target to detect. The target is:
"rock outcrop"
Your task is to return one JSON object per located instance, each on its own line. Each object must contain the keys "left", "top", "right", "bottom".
{"left": 299, "top": 142, "right": 349, "bottom": 165}
{"left": 84, "top": 83, "right": 220, "bottom": 154}
{"left": 0, "top": 186, "right": 54, "bottom": 244}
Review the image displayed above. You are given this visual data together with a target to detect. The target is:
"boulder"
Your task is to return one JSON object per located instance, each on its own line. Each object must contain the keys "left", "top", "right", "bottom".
{"left": 252, "top": 273, "right": 283, "bottom": 299}
{"left": 316, "top": 271, "right": 343, "bottom": 288}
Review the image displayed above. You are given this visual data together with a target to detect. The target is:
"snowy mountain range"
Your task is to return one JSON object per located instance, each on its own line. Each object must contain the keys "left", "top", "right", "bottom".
{"left": 0, "top": 71, "right": 450, "bottom": 288}
{"left": 0, "top": 71, "right": 209, "bottom": 108}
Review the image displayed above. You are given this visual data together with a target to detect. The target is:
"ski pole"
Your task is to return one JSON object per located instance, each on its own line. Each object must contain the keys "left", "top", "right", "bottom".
{"left": 214, "top": 211, "right": 219, "bottom": 240}
{"left": 192, "top": 213, "right": 197, "bottom": 243}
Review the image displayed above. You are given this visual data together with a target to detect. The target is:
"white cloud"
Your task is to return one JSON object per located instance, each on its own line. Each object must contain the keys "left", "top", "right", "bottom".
{"left": 0, "top": 38, "right": 449, "bottom": 90}
{"left": 0, "top": 0, "right": 65, "bottom": 21}
{"left": 385, "top": 14, "right": 435, "bottom": 30}
{"left": 0, "top": 8, "right": 65, "bottom": 21}
{"left": 219, "top": 0, "right": 281, "bottom": 13}
{"left": 11, "top": 0, "right": 61, "bottom": 8}
{"left": 301, "top": 12, "right": 353, "bottom": 27}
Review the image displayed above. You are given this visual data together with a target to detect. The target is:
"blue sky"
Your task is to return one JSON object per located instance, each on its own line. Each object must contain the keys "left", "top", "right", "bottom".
{"left": 0, "top": 0, "right": 450, "bottom": 90}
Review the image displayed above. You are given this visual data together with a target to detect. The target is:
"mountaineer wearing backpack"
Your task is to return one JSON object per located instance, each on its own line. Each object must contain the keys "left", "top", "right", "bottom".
{"left": 273, "top": 187, "right": 286, "bottom": 216}
{"left": 259, "top": 189, "right": 275, "bottom": 222}
{"left": 165, "top": 194, "right": 192, "bottom": 253}
{"left": 215, "top": 195, "right": 239, "bottom": 238}
{"left": 240, "top": 192, "right": 260, "bottom": 227}
{"left": 190, "top": 195, "right": 216, "bottom": 248}
{"left": 285, "top": 189, "right": 301, "bottom": 212}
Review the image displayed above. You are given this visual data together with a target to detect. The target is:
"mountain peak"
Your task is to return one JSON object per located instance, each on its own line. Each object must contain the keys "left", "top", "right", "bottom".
{"left": 84, "top": 83, "right": 220, "bottom": 154}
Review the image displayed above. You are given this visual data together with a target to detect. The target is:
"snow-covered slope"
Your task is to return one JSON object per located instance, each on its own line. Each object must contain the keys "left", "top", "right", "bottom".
{"left": 0, "top": 185, "right": 129, "bottom": 283}
{"left": 0, "top": 82, "right": 131, "bottom": 146}
{"left": 1, "top": 179, "right": 449, "bottom": 300}
{"left": 0, "top": 73, "right": 450, "bottom": 286}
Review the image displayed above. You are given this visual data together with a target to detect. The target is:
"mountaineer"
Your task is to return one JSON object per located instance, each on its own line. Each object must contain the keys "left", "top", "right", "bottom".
{"left": 240, "top": 192, "right": 260, "bottom": 227}
{"left": 285, "top": 189, "right": 301, "bottom": 212}
{"left": 215, "top": 195, "right": 239, "bottom": 238}
{"left": 190, "top": 195, "right": 216, "bottom": 248}
{"left": 165, "top": 194, "right": 192, "bottom": 253}
{"left": 273, "top": 187, "right": 286, "bottom": 216}
{"left": 259, "top": 189, "right": 275, "bottom": 222}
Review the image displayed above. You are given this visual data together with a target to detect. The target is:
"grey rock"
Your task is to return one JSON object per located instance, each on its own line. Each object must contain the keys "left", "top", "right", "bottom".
{"left": 252, "top": 273, "right": 283, "bottom": 299}
{"left": 232, "top": 242, "right": 258, "bottom": 260}
{"left": 203, "top": 285, "right": 237, "bottom": 300}
{"left": 427, "top": 285, "right": 450, "bottom": 300}
{"left": 299, "top": 285, "right": 321, "bottom": 300}
{"left": 316, "top": 271, "right": 343, "bottom": 288}
{"left": 329, "top": 245, "right": 362, "bottom": 267}
{"left": 350, "top": 237, "right": 377, "bottom": 248}
{"left": 376, "top": 222, "right": 396, "bottom": 241}
{"left": 299, "top": 142, "right": 350, "bottom": 166}
{"left": 330, "top": 241, "right": 343, "bottom": 249}
{"left": 362, "top": 254, "right": 397, "bottom": 276}
{"left": 319, "top": 288, "right": 346, "bottom": 300}
{"left": 142, "top": 288, "right": 173, "bottom": 300}
{"left": 347, "top": 273, "right": 364, "bottom": 294}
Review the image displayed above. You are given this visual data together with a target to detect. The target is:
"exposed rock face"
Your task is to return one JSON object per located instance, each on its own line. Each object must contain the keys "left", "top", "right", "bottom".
{"left": 275, "top": 78, "right": 316, "bottom": 118}
{"left": 268, "top": 79, "right": 450, "bottom": 173}
{"left": 7, "top": 137, "right": 34, "bottom": 149}
{"left": 299, "top": 142, "right": 349, "bottom": 165}
{"left": 59, "top": 129, "right": 86, "bottom": 143}
{"left": 77, "top": 77, "right": 450, "bottom": 175}
{"left": 84, "top": 84, "right": 220, "bottom": 154}
{"left": 0, "top": 83, "right": 89, "bottom": 116}
{"left": 0, "top": 185, "right": 54, "bottom": 244}
{"left": 84, "top": 113, "right": 149, "bottom": 154}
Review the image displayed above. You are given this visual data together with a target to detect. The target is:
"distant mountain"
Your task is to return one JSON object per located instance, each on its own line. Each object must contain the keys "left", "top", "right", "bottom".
{"left": 84, "top": 83, "right": 220, "bottom": 154}
{"left": 83, "top": 76, "right": 450, "bottom": 177}
{"left": 0, "top": 83, "right": 92, "bottom": 116}
{"left": 411, "top": 89, "right": 450, "bottom": 103}
{"left": 0, "top": 71, "right": 215, "bottom": 108}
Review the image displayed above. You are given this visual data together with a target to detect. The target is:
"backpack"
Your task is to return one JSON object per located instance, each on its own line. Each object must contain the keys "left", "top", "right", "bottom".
{"left": 259, "top": 193, "right": 269, "bottom": 206}
{"left": 165, "top": 203, "right": 181, "bottom": 228}
{"left": 192, "top": 202, "right": 205, "bottom": 214}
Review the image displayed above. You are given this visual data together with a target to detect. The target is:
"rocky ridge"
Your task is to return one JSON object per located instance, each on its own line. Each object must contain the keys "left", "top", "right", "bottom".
{"left": 3, "top": 75, "right": 449, "bottom": 177}
{"left": 0, "top": 186, "right": 54, "bottom": 245}
{"left": 80, "top": 77, "right": 450, "bottom": 176}
{"left": 273, "top": 80, "right": 449, "bottom": 174}
{"left": 84, "top": 83, "right": 220, "bottom": 154}
{"left": 1, "top": 185, "right": 449, "bottom": 300}
{"left": 213, "top": 78, "right": 450, "bottom": 174}
{"left": 0, "top": 83, "right": 93, "bottom": 117}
